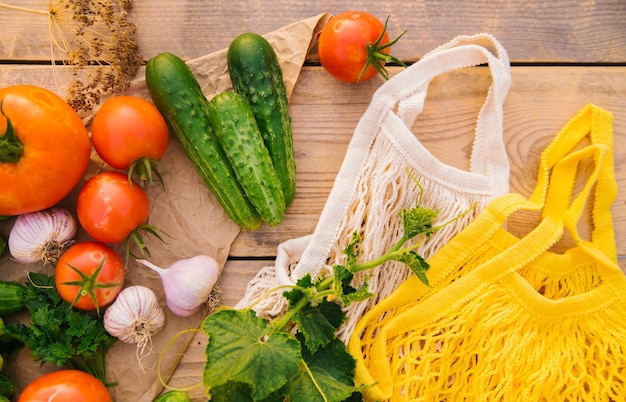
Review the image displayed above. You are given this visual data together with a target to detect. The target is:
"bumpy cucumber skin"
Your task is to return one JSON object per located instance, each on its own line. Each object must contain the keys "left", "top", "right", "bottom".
{"left": 0, "top": 281, "right": 25, "bottom": 316}
{"left": 227, "top": 32, "right": 296, "bottom": 207}
{"left": 145, "top": 52, "right": 262, "bottom": 230}
{"left": 207, "top": 91, "right": 285, "bottom": 226}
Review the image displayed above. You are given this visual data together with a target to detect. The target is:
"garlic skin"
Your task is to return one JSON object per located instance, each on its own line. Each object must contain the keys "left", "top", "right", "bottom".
{"left": 136, "top": 255, "right": 220, "bottom": 317}
{"left": 8, "top": 207, "right": 77, "bottom": 264}
{"left": 104, "top": 285, "right": 165, "bottom": 345}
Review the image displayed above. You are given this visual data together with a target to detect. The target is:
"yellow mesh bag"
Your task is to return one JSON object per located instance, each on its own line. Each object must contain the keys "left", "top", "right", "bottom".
{"left": 348, "top": 104, "right": 625, "bottom": 401}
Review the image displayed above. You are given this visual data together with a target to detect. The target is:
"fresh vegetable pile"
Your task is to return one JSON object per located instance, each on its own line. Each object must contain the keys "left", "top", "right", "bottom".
{"left": 0, "top": 9, "right": 408, "bottom": 401}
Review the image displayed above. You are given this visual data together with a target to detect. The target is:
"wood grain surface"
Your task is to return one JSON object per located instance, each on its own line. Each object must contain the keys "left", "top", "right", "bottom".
{"left": 1, "top": 0, "right": 625, "bottom": 400}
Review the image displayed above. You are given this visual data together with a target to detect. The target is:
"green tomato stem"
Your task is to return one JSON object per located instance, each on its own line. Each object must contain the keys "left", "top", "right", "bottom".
{"left": 0, "top": 102, "right": 24, "bottom": 164}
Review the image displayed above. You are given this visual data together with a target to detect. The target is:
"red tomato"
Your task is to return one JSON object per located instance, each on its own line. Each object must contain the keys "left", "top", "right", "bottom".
{"left": 318, "top": 11, "right": 404, "bottom": 83}
{"left": 91, "top": 95, "right": 169, "bottom": 176}
{"left": 55, "top": 242, "right": 125, "bottom": 311}
{"left": 76, "top": 171, "right": 150, "bottom": 244}
{"left": 0, "top": 85, "right": 91, "bottom": 216}
{"left": 17, "top": 370, "right": 112, "bottom": 402}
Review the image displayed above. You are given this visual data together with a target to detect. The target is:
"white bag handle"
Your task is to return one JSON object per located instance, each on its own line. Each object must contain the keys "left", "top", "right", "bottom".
{"left": 286, "top": 33, "right": 512, "bottom": 284}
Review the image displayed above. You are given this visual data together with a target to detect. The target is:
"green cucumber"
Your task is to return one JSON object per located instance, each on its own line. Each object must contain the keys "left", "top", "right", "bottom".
{"left": 145, "top": 52, "right": 262, "bottom": 230}
{"left": 0, "top": 281, "right": 25, "bottom": 316}
{"left": 207, "top": 91, "right": 285, "bottom": 226}
{"left": 227, "top": 32, "right": 296, "bottom": 206}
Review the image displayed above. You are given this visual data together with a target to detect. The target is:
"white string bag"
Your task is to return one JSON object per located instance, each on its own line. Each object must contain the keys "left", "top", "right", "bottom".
{"left": 235, "top": 33, "right": 512, "bottom": 342}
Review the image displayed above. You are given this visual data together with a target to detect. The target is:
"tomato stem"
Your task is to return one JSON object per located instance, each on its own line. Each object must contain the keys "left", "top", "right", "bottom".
{"left": 61, "top": 256, "right": 121, "bottom": 316}
{"left": 128, "top": 156, "right": 169, "bottom": 190}
{"left": 0, "top": 101, "right": 24, "bottom": 163}
{"left": 124, "top": 224, "right": 169, "bottom": 267}
{"left": 358, "top": 15, "right": 408, "bottom": 82}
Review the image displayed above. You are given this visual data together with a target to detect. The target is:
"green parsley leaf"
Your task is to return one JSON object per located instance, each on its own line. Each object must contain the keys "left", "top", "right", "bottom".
{"left": 4, "top": 273, "right": 115, "bottom": 385}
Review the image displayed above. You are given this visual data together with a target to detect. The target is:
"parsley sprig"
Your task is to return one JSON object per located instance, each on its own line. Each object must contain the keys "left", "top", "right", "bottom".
{"left": 4, "top": 272, "right": 116, "bottom": 386}
{"left": 202, "top": 182, "right": 470, "bottom": 401}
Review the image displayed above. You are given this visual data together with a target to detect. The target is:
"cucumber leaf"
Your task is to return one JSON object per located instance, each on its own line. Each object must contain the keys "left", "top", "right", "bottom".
{"left": 205, "top": 381, "right": 254, "bottom": 402}
{"left": 393, "top": 250, "right": 430, "bottom": 286}
{"left": 274, "top": 336, "right": 360, "bottom": 402}
{"left": 292, "top": 300, "right": 345, "bottom": 354}
{"left": 202, "top": 309, "right": 301, "bottom": 401}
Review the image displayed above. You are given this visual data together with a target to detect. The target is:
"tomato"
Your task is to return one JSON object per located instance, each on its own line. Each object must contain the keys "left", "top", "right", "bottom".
{"left": 18, "top": 369, "right": 112, "bottom": 402}
{"left": 318, "top": 11, "right": 405, "bottom": 83}
{"left": 76, "top": 171, "right": 150, "bottom": 244}
{"left": 91, "top": 95, "right": 169, "bottom": 184}
{"left": 0, "top": 85, "right": 91, "bottom": 216}
{"left": 55, "top": 241, "right": 125, "bottom": 312}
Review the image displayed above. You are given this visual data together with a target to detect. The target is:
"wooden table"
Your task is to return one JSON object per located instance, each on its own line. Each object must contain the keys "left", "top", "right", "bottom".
{"left": 2, "top": 1, "right": 625, "bottom": 400}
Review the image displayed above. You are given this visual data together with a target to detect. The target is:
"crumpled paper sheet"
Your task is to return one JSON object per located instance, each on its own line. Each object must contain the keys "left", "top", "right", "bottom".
{"left": 0, "top": 12, "right": 330, "bottom": 402}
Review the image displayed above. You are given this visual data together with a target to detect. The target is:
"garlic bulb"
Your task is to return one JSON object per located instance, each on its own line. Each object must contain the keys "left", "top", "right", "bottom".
{"left": 8, "top": 207, "right": 77, "bottom": 264}
{"left": 136, "top": 255, "right": 220, "bottom": 317}
{"left": 104, "top": 285, "right": 165, "bottom": 345}
{"left": 104, "top": 285, "right": 166, "bottom": 366}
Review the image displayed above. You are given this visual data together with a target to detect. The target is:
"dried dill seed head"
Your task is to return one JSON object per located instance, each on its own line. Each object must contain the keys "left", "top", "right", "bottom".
{"left": 0, "top": 0, "right": 143, "bottom": 113}
{"left": 59, "top": 0, "right": 143, "bottom": 113}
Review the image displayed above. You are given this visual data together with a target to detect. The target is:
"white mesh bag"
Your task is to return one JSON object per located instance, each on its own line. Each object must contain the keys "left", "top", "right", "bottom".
{"left": 235, "top": 33, "right": 512, "bottom": 342}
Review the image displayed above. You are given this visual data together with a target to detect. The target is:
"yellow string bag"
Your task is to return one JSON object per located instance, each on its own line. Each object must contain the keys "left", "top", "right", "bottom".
{"left": 348, "top": 104, "right": 617, "bottom": 400}
{"left": 348, "top": 104, "right": 624, "bottom": 401}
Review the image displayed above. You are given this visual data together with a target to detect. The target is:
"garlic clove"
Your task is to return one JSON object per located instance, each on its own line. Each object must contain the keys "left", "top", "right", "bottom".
{"left": 136, "top": 255, "right": 220, "bottom": 317}
{"left": 8, "top": 207, "right": 77, "bottom": 264}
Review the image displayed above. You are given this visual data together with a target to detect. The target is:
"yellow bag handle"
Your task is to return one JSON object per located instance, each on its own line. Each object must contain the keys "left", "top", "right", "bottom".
{"left": 351, "top": 105, "right": 614, "bottom": 318}
{"left": 529, "top": 104, "right": 616, "bottom": 258}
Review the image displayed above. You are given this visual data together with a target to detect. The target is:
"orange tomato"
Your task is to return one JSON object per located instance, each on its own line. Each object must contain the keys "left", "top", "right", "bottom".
{"left": 91, "top": 95, "right": 169, "bottom": 170}
{"left": 0, "top": 85, "right": 91, "bottom": 216}
{"left": 17, "top": 369, "right": 112, "bottom": 402}
{"left": 76, "top": 171, "right": 151, "bottom": 244}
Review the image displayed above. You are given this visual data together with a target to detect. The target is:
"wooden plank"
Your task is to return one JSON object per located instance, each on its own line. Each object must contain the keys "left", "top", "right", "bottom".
{"left": 0, "top": 0, "right": 625, "bottom": 63}
{"left": 1, "top": 64, "right": 625, "bottom": 258}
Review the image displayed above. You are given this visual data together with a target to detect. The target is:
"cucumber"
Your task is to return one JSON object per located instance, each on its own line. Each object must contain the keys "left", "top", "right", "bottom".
{"left": 145, "top": 52, "right": 262, "bottom": 230}
{"left": 0, "top": 281, "right": 25, "bottom": 316}
{"left": 207, "top": 91, "right": 285, "bottom": 226}
{"left": 227, "top": 32, "right": 296, "bottom": 206}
